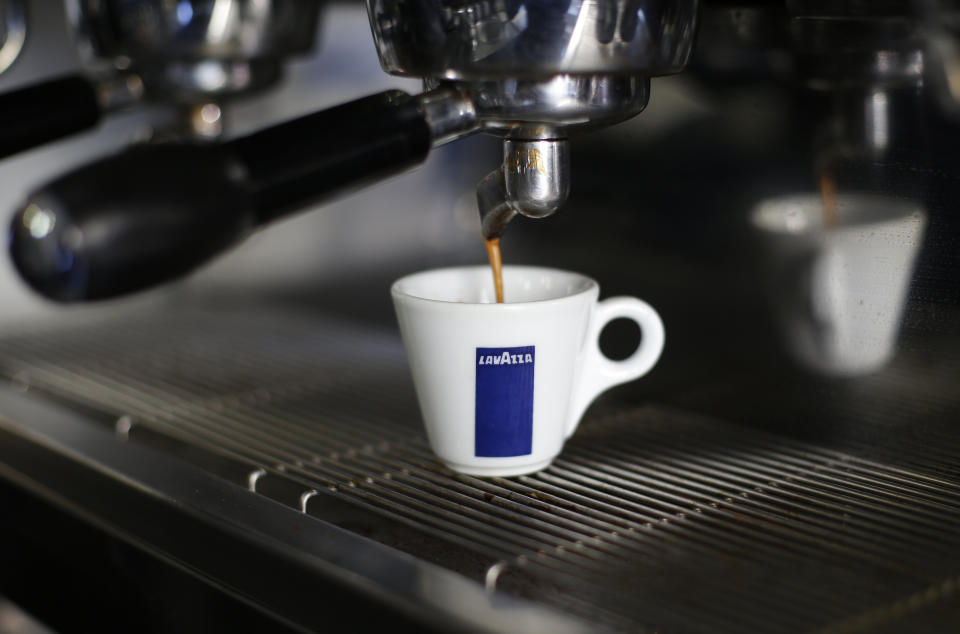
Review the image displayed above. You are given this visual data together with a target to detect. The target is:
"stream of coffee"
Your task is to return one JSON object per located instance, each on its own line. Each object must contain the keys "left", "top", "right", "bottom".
{"left": 820, "top": 171, "right": 839, "bottom": 229}
{"left": 484, "top": 237, "right": 504, "bottom": 303}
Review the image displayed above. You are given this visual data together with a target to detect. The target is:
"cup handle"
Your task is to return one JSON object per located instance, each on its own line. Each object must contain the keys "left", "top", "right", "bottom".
{"left": 566, "top": 297, "right": 665, "bottom": 438}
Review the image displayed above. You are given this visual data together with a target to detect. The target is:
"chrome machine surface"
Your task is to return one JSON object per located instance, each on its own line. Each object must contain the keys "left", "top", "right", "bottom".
{"left": 366, "top": 0, "right": 697, "bottom": 77}
{"left": 69, "top": 0, "right": 321, "bottom": 99}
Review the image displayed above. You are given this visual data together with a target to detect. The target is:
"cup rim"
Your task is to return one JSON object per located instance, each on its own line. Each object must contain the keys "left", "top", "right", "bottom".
{"left": 391, "top": 264, "right": 599, "bottom": 308}
{"left": 750, "top": 191, "right": 926, "bottom": 235}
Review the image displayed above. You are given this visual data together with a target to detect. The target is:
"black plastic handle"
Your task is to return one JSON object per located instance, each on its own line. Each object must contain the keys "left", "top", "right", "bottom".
{"left": 10, "top": 144, "right": 253, "bottom": 301}
{"left": 0, "top": 75, "right": 102, "bottom": 159}
{"left": 230, "top": 89, "right": 431, "bottom": 222}
{"left": 9, "top": 90, "right": 432, "bottom": 302}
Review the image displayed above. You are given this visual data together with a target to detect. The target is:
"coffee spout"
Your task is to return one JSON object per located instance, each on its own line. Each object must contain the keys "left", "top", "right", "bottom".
{"left": 477, "top": 167, "right": 514, "bottom": 240}
{"left": 477, "top": 138, "right": 570, "bottom": 240}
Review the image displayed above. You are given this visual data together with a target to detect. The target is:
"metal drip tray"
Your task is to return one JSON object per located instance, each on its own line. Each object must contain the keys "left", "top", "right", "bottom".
{"left": 0, "top": 306, "right": 958, "bottom": 633}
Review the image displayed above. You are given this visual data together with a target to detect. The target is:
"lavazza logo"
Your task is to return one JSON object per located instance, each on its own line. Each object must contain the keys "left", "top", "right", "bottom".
{"left": 475, "top": 345, "right": 535, "bottom": 457}
{"left": 477, "top": 351, "right": 534, "bottom": 366}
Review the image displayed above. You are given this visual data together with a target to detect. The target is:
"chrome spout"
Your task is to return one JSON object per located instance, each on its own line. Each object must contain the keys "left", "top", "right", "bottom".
{"left": 477, "top": 138, "right": 570, "bottom": 240}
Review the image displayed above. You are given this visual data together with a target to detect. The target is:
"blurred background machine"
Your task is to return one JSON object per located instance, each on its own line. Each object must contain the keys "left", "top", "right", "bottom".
{"left": 0, "top": 1, "right": 958, "bottom": 632}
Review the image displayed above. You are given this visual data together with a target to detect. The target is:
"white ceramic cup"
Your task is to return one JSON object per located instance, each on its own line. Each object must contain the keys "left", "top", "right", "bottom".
{"left": 391, "top": 265, "right": 665, "bottom": 477}
{"left": 751, "top": 193, "right": 926, "bottom": 376}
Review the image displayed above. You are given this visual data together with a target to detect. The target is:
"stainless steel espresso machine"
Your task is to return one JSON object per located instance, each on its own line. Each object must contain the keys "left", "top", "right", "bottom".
{"left": 0, "top": 2, "right": 959, "bottom": 633}
{"left": 6, "top": 0, "right": 695, "bottom": 302}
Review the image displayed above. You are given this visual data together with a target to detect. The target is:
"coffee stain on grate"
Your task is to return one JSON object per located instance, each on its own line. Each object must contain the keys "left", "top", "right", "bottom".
{"left": 0, "top": 307, "right": 958, "bottom": 633}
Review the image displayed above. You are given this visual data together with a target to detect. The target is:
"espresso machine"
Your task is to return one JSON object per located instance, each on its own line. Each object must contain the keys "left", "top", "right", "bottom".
{"left": 0, "top": 2, "right": 959, "bottom": 633}
{"left": 6, "top": 0, "right": 695, "bottom": 302}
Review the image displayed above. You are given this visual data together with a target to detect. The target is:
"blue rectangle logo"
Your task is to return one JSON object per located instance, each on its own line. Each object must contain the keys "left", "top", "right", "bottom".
{"left": 475, "top": 346, "right": 535, "bottom": 457}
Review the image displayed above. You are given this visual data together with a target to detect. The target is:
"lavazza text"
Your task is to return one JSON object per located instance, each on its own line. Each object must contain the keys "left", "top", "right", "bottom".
{"left": 478, "top": 352, "right": 534, "bottom": 366}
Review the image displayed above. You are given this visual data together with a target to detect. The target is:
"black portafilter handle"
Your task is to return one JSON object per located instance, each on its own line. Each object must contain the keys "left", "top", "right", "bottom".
{"left": 0, "top": 75, "right": 102, "bottom": 159}
{"left": 9, "top": 89, "right": 448, "bottom": 302}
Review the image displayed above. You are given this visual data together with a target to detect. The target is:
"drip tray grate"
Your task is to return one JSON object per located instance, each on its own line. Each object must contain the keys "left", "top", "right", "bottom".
{"left": 0, "top": 306, "right": 958, "bottom": 633}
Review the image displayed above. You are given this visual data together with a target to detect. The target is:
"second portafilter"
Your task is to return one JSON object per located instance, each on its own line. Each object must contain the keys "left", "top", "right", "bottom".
{"left": 0, "top": 1, "right": 324, "bottom": 158}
